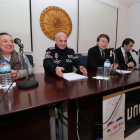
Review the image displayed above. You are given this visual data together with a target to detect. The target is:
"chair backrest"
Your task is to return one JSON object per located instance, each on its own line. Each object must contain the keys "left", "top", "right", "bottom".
{"left": 78, "top": 55, "right": 88, "bottom": 68}
{"left": 26, "top": 55, "right": 33, "bottom": 67}
{"left": 76, "top": 53, "right": 82, "bottom": 57}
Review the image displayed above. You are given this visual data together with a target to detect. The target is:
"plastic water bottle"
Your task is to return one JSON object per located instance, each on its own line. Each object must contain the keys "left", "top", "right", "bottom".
{"left": 0, "top": 60, "right": 12, "bottom": 90}
{"left": 104, "top": 59, "right": 111, "bottom": 80}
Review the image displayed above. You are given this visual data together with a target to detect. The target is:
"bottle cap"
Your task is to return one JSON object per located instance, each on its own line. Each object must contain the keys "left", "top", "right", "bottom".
{"left": 105, "top": 59, "right": 109, "bottom": 61}
{"left": 1, "top": 60, "right": 8, "bottom": 62}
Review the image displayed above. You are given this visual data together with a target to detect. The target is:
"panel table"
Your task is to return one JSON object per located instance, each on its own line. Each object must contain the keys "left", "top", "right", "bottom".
{"left": 55, "top": 69, "right": 140, "bottom": 140}
{"left": 0, "top": 74, "right": 68, "bottom": 140}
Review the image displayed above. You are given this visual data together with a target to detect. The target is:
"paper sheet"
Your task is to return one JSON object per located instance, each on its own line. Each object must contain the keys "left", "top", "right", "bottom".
{"left": 92, "top": 76, "right": 104, "bottom": 80}
{"left": 115, "top": 69, "right": 132, "bottom": 74}
{"left": 63, "top": 73, "right": 88, "bottom": 81}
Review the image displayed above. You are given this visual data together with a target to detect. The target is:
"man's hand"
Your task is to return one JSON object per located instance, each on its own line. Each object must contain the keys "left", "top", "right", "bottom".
{"left": 80, "top": 66, "right": 87, "bottom": 76}
{"left": 110, "top": 63, "right": 118, "bottom": 70}
{"left": 55, "top": 66, "right": 65, "bottom": 78}
{"left": 127, "top": 62, "right": 134, "bottom": 67}
{"left": 11, "top": 69, "right": 21, "bottom": 80}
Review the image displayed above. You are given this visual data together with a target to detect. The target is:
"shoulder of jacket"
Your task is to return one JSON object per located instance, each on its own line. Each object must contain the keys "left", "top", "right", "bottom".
{"left": 88, "top": 46, "right": 97, "bottom": 52}
{"left": 48, "top": 46, "right": 55, "bottom": 50}
{"left": 45, "top": 47, "right": 55, "bottom": 52}
{"left": 67, "top": 47, "right": 76, "bottom": 54}
{"left": 17, "top": 52, "right": 24, "bottom": 57}
{"left": 116, "top": 47, "right": 121, "bottom": 51}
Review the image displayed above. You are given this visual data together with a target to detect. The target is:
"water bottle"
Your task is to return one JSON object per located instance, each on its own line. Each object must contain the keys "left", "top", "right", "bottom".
{"left": 104, "top": 59, "right": 111, "bottom": 80}
{"left": 0, "top": 60, "right": 12, "bottom": 90}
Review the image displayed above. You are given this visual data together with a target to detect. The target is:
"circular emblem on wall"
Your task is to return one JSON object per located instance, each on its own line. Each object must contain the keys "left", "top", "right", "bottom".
{"left": 40, "top": 6, "right": 72, "bottom": 40}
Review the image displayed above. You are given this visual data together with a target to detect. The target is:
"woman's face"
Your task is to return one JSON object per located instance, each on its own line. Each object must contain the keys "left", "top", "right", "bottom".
{"left": 0, "top": 35, "right": 14, "bottom": 54}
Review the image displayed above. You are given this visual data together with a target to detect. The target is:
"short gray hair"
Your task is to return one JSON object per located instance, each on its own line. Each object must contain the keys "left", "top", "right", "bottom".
{"left": 55, "top": 32, "right": 67, "bottom": 40}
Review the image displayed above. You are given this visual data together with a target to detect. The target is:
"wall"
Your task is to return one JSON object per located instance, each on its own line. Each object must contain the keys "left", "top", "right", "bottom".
{"left": 27, "top": 0, "right": 129, "bottom": 73}
{"left": 128, "top": 2, "right": 140, "bottom": 64}
{"left": 99, "top": 0, "right": 129, "bottom": 48}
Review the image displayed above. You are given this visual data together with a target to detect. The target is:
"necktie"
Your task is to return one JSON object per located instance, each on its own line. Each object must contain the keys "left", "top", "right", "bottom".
{"left": 102, "top": 51, "right": 105, "bottom": 62}
{"left": 124, "top": 52, "right": 128, "bottom": 64}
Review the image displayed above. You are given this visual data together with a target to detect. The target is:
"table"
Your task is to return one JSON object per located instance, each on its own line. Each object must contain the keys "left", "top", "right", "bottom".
{"left": 0, "top": 74, "right": 68, "bottom": 140}
{"left": 54, "top": 69, "right": 140, "bottom": 140}
{"left": 1, "top": 69, "right": 140, "bottom": 140}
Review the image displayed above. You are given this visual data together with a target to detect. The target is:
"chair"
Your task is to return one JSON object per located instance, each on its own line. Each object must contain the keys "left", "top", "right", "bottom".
{"left": 76, "top": 53, "right": 82, "bottom": 56}
{"left": 26, "top": 55, "right": 34, "bottom": 67}
{"left": 78, "top": 55, "right": 88, "bottom": 68}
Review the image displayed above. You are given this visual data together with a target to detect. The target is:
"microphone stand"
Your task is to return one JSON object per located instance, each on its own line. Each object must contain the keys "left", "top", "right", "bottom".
{"left": 134, "top": 50, "right": 140, "bottom": 70}
{"left": 110, "top": 50, "right": 118, "bottom": 75}
{"left": 17, "top": 45, "right": 39, "bottom": 89}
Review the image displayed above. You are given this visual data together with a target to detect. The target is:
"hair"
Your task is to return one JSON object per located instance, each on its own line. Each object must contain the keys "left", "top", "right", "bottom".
{"left": 122, "top": 38, "right": 135, "bottom": 47}
{"left": 55, "top": 32, "right": 67, "bottom": 40}
{"left": 0, "top": 32, "right": 12, "bottom": 37}
{"left": 97, "top": 34, "right": 110, "bottom": 43}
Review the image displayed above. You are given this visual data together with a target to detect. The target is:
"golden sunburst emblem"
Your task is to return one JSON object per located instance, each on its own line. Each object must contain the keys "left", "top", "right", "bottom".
{"left": 40, "top": 6, "right": 72, "bottom": 40}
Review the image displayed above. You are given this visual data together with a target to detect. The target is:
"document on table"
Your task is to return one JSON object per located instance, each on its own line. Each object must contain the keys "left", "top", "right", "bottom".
{"left": 63, "top": 73, "right": 88, "bottom": 81}
{"left": 115, "top": 69, "right": 132, "bottom": 74}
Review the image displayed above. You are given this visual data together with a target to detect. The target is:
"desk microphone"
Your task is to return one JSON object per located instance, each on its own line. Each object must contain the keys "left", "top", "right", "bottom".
{"left": 14, "top": 38, "right": 39, "bottom": 89}
{"left": 110, "top": 49, "right": 118, "bottom": 75}
{"left": 108, "top": 48, "right": 114, "bottom": 51}
{"left": 132, "top": 49, "right": 138, "bottom": 55}
{"left": 132, "top": 49, "right": 140, "bottom": 69}
{"left": 14, "top": 38, "right": 24, "bottom": 48}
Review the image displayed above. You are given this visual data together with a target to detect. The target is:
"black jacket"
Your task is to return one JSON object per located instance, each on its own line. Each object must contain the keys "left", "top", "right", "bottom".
{"left": 115, "top": 47, "right": 136, "bottom": 68}
{"left": 87, "top": 45, "right": 112, "bottom": 71}
{"left": 43, "top": 44, "right": 82, "bottom": 75}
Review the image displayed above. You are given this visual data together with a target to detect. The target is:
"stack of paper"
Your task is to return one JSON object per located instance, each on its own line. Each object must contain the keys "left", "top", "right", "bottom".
{"left": 115, "top": 69, "right": 132, "bottom": 74}
{"left": 63, "top": 73, "right": 88, "bottom": 81}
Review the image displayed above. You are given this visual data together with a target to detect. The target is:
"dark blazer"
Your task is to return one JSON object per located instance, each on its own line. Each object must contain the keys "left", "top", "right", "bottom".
{"left": 87, "top": 45, "right": 111, "bottom": 71}
{"left": 115, "top": 47, "right": 136, "bottom": 68}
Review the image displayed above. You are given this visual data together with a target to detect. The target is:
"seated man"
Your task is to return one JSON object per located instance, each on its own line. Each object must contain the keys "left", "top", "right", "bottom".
{"left": 87, "top": 34, "right": 118, "bottom": 71}
{"left": 115, "top": 38, "right": 136, "bottom": 68}
{"left": 43, "top": 32, "right": 87, "bottom": 78}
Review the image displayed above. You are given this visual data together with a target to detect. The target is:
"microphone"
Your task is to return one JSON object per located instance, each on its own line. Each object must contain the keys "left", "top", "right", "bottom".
{"left": 14, "top": 38, "right": 24, "bottom": 48}
{"left": 108, "top": 48, "right": 114, "bottom": 51}
{"left": 110, "top": 49, "right": 118, "bottom": 75}
{"left": 14, "top": 39, "right": 39, "bottom": 89}
{"left": 132, "top": 49, "right": 138, "bottom": 55}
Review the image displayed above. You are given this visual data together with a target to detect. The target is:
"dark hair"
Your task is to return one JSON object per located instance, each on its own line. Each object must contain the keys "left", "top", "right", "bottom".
{"left": 97, "top": 34, "right": 110, "bottom": 43}
{"left": 122, "top": 38, "right": 135, "bottom": 47}
{"left": 0, "top": 32, "right": 12, "bottom": 37}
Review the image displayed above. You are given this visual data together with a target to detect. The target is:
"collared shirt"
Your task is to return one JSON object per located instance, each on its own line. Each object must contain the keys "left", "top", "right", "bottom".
{"left": 3, "top": 56, "right": 11, "bottom": 62}
{"left": 121, "top": 47, "right": 126, "bottom": 61}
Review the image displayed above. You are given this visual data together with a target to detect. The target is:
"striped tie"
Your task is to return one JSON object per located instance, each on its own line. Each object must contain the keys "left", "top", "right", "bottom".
{"left": 124, "top": 52, "right": 128, "bottom": 64}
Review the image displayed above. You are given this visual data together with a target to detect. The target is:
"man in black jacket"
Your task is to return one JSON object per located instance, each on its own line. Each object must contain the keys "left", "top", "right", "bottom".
{"left": 43, "top": 32, "right": 87, "bottom": 78}
{"left": 87, "top": 34, "right": 118, "bottom": 71}
{"left": 115, "top": 38, "right": 136, "bottom": 68}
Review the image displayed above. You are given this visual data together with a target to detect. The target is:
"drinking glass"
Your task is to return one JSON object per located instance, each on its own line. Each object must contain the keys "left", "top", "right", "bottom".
{"left": 96, "top": 67, "right": 103, "bottom": 79}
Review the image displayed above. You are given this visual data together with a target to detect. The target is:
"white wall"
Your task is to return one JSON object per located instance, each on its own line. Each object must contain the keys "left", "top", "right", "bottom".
{"left": 99, "top": 0, "right": 129, "bottom": 48}
{"left": 128, "top": 2, "right": 140, "bottom": 64}
{"left": 27, "top": 0, "right": 129, "bottom": 73}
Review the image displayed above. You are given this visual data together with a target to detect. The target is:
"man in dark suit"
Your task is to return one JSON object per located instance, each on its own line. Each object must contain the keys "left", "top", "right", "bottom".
{"left": 87, "top": 34, "right": 118, "bottom": 71}
{"left": 115, "top": 38, "right": 136, "bottom": 68}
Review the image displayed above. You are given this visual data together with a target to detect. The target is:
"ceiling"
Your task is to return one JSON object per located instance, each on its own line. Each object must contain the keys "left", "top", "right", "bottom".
{"left": 115, "top": 0, "right": 140, "bottom": 6}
